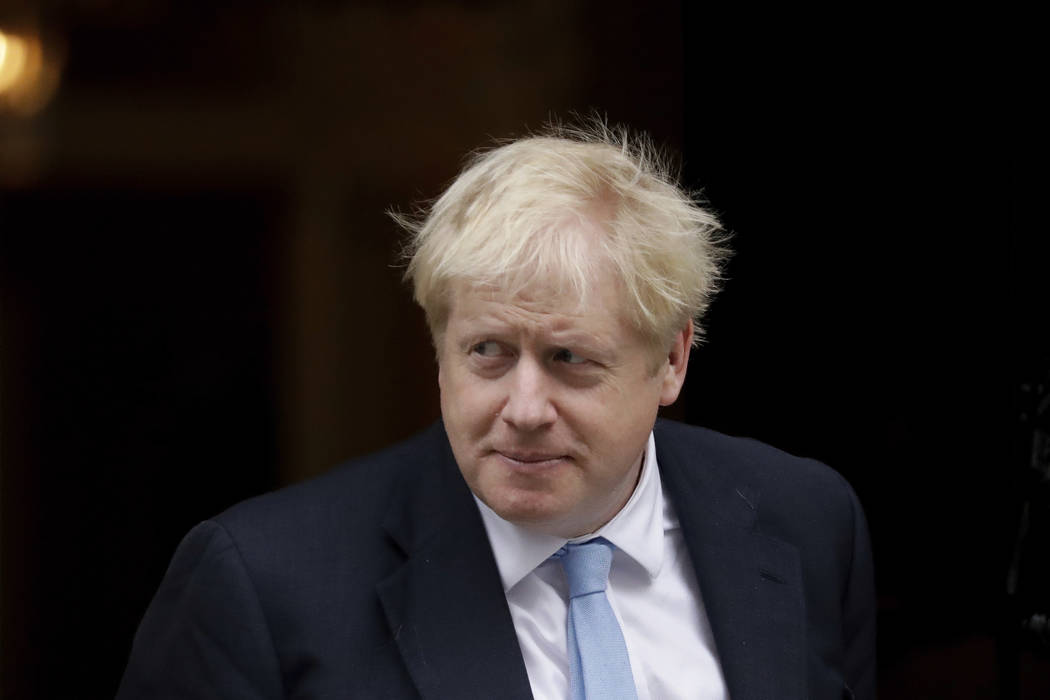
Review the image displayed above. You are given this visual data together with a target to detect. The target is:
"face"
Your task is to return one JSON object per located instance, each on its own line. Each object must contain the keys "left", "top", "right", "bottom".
{"left": 437, "top": 266, "right": 691, "bottom": 538}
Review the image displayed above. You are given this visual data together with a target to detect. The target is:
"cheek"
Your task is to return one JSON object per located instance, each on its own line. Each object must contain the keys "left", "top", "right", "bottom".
{"left": 440, "top": 367, "right": 498, "bottom": 435}
{"left": 584, "top": 382, "right": 661, "bottom": 448}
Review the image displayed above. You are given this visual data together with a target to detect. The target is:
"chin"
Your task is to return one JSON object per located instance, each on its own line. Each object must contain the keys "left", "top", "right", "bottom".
{"left": 485, "top": 488, "right": 573, "bottom": 530}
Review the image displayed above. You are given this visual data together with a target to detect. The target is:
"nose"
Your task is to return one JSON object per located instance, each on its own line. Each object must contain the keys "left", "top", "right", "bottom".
{"left": 500, "top": 357, "right": 557, "bottom": 431}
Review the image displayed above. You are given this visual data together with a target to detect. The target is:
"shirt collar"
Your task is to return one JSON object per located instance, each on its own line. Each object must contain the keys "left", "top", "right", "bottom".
{"left": 475, "top": 432, "right": 666, "bottom": 592}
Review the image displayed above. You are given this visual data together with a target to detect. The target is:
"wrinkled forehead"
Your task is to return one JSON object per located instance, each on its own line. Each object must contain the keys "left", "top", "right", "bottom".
{"left": 448, "top": 268, "right": 623, "bottom": 322}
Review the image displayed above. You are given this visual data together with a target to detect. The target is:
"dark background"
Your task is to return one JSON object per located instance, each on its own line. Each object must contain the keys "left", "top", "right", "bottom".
{"left": 1, "top": 2, "right": 1043, "bottom": 698}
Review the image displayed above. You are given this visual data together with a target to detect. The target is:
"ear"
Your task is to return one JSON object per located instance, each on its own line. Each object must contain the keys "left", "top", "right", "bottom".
{"left": 659, "top": 320, "right": 692, "bottom": 406}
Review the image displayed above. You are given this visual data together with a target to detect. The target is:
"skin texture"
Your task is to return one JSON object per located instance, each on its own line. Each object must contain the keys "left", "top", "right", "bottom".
{"left": 437, "top": 256, "right": 691, "bottom": 538}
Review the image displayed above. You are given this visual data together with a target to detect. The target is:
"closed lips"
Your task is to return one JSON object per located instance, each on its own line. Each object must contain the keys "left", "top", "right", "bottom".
{"left": 497, "top": 451, "right": 568, "bottom": 463}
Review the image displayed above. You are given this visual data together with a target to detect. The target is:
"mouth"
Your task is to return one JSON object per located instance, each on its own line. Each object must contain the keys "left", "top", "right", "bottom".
{"left": 493, "top": 449, "right": 570, "bottom": 467}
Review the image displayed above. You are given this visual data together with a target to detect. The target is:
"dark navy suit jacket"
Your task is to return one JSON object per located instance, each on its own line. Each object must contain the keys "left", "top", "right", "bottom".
{"left": 118, "top": 420, "right": 876, "bottom": 699}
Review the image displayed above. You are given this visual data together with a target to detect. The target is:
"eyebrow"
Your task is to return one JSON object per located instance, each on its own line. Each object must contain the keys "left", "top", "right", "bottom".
{"left": 454, "top": 320, "right": 614, "bottom": 354}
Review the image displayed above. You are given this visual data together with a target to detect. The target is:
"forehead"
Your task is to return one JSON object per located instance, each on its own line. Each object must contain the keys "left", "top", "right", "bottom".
{"left": 447, "top": 269, "right": 625, "bottom": 329}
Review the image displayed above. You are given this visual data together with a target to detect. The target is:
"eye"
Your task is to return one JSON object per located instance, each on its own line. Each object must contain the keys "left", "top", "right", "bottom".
{"left": 471, "top": 341, "right": 506, "bottom": 357}
{"left": 553, "top": 348, "right": 587, "bottom": 365}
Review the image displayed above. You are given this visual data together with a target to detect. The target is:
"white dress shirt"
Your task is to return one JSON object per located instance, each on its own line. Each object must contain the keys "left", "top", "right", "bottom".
{"left": 475, "top": 433, "right": 729, "bottom": 700}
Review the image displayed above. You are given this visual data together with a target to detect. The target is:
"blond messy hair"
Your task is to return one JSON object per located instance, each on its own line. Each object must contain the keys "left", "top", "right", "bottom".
{"left": 395, "top": 121, "right": 730, "bottom": 351}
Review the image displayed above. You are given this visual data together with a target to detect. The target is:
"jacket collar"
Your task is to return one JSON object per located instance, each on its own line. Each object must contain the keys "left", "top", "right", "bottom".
{"left": 655, "top": 419, "right": 806, "bottom": 700}
{"left": 378, "top": 420, "right": 807, "bottom": 700}
{"left": 376, "top": 423, "right": 533, "bottom": 700}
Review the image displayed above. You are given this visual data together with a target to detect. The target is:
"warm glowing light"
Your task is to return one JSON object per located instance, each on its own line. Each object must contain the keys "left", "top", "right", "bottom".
{"left": 0, "top": 27, "right": 63, "bottom": 116}
{"left": 0, "top": 30, "right": 30, "bottom": 93}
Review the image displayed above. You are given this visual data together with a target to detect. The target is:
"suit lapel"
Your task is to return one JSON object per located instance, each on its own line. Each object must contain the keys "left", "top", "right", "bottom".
{"left": 656, "top": 423, "right": 807, "bottom": 700}
{"left": 376, "top": 425, "right": 533, "bottom": 700}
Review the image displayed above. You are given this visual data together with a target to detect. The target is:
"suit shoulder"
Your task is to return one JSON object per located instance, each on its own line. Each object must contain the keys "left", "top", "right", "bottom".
{"left": 214, "top": 422, "right": 448, "bottom": 544}
{"left": 654, "top": 419, "right": 860, "bottom": 522}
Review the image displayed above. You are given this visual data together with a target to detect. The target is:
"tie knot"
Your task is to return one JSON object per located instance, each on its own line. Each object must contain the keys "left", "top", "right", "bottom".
{"left": 555, "top": 538, "right": 614, "bottom": 598}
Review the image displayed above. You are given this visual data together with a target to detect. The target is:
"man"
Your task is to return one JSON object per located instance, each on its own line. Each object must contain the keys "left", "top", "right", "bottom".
{"left": 118, "top": 124, "right": 875, "bottom": 699}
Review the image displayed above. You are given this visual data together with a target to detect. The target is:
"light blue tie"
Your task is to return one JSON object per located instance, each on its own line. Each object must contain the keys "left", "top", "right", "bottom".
{"left": 554, "top": 538, "right": 638, "bottom": 700}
